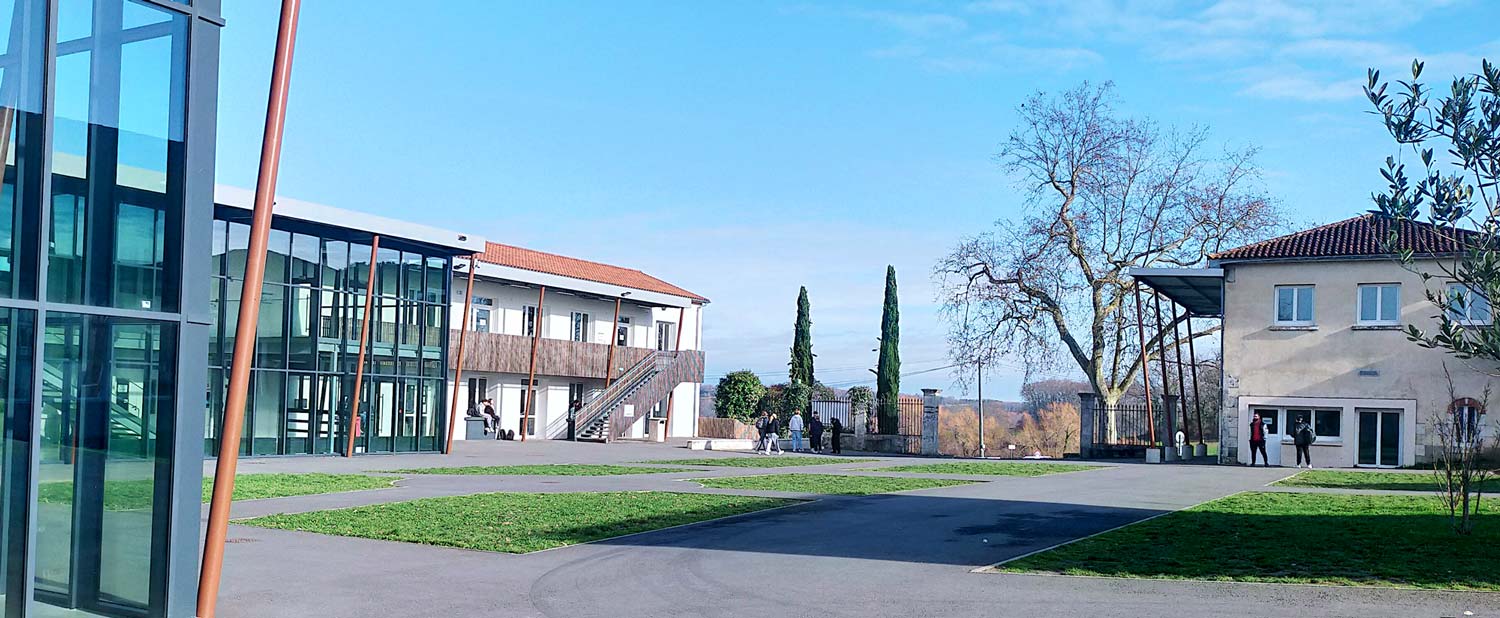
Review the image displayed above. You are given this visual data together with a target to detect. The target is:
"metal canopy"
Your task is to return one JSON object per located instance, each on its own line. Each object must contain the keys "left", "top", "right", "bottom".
{"left": 1128, "top": 267, "right": 1225, "bottom": 317}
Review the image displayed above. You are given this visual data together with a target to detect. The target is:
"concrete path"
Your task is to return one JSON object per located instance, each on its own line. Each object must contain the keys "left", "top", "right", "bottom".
{"left": 211, "top": 440, "right": 1500, "bottom": 617}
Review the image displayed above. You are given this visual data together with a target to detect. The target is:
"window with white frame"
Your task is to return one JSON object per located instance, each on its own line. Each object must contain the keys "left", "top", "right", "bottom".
{"left": 523, "top": 305, "right": 538, "bottom": 337}
{"left": 1450, "top": 398, "right": 1485, "bottom": 443}
{"left": 1446, "top": 284, "right": 1493, "bottom": 325}
{"left": 571, "top": 312, "right": 591, "bottom": 342}
{"left": 1274, "top": 285, "right": 1315, "bottom": 325}
{"left": 1356, "top": 284, "right": 1400, "bottom": 325}
{"left": 1277, "top": 407, "right": 1342, "bottom": 441}
{"left": 472, "top": 296, "right": 493, "bottom": 332}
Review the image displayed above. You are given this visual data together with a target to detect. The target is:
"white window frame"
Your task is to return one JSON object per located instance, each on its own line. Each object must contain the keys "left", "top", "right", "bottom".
{"left": 472, "top": 306, "right": 491, "bottom": 333}
{"left": 522, "top": 305, "right": 538, "bottom": 337}
{"left": 1280, "top": 407, "right": 1343, "bottom": 444}
{"left": 1446, "top": 284, "right": 1493, "bottom": 326}
{"left": 1356, "top": 283, "right": 1400, "bottom": 326}
{"left": 1274, "top": 285, "right": 1315, "bottom": 326}
{"left": 571, "top": 311, "right": 591, "bottom": 343}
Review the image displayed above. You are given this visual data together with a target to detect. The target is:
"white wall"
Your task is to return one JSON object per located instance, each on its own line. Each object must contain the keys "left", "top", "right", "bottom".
{"left": 1221, "top": 258, "right": 1499, "bottom": 466}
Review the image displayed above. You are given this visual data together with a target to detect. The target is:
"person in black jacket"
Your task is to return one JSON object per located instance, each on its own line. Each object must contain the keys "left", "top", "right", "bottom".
{"left": 808, "top": 412, "right": 825, "bottom": 453}
{"left": 762, "top": 414, "right": 783, "bottom": 454}
{"left": 1293, "top": 416, "right": 1316, "bottom": 468}
{"left": 829, "top": 417, "right": 843, "bottom": 454}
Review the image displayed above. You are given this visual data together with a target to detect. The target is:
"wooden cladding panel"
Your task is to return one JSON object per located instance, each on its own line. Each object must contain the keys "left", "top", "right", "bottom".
{"left": 449, "top": 330, "right": 703, "bottom": 381}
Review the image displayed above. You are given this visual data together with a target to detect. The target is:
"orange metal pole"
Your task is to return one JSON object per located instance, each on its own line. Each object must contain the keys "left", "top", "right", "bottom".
{"left": 522, "top": 286, "right": 545, "bottom": 441}
{"left": 662, "top": 306, "right": 686, "bottom": 433}
{"left": 1133, "top": 283, "right": 1157, "bottom": 446}
{"left": 345, "top": 236, "right": 380, "bottom": 458}
{"left": 604, "top": 297, "right": 621, "bottom": 386}
{"left": 444, "top": 255, "right": 479, "bottom": 454}
{"left": 199, "top": 1, "right": 301, "bottom": 615}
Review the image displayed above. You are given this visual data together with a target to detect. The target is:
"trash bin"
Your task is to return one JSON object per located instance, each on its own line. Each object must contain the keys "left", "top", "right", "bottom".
{"left": 648, "top": 418, "right": 667, "bottom": 442}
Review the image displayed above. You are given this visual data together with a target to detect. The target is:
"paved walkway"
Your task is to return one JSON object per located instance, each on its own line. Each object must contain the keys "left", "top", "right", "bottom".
{"left": 211, "top": 440, "right": 1500, "bottom": 617}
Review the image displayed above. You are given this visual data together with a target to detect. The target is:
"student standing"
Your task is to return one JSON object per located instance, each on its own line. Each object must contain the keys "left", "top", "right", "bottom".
{"left": 788, "top": 410, "right": 805, "bottom": 452}
{"left": 808, "top": 412, "right": 825, "bottom": 453}
{"left": 1293, "top": 416, "right": 1315, "bottom": 468}
{"left": 828, "top": 417, "right": 843, "bottom": 454}
{"left": 1248, "top": 412, "right": 1269, "bottom": 466}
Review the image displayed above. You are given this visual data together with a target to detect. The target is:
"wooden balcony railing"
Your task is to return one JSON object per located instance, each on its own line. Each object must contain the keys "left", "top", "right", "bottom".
{"left": 448, "top": 329, "right": 703, "bottom": 382}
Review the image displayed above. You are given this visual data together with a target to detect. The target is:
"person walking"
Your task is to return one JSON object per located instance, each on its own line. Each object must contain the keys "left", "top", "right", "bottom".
{"left": 829, "top": 416, "right": 842, "bottom": 454}
{"left": 808, "top": 412, "right": 825, "bottom": 453}
{"left": 754, "top": 411, "right": 771, "bottom": 454}
{"left": 763, "top": 413, "right": 783, "bottom": 455}
{"left": 788, "top": 410, "right": 805, "bottom": 452}
{"left": 1293, "top": 415, "right": 1315, "bottom": 468}
{"left": 1248, "top": 412, "right": 1269, "bottom": 466}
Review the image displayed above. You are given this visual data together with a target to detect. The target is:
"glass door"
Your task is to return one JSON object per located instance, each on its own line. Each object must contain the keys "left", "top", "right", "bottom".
{"left": 1357, "top": 409, "right": 1401, "bottom": 467}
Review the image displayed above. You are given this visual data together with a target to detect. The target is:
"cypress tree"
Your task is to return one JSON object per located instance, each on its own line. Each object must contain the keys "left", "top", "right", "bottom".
{"left": 789, "top": 286, "right": 814, "bottom": 387}
{"left": 875, "top": 266, "right": 901, "bottom": 434}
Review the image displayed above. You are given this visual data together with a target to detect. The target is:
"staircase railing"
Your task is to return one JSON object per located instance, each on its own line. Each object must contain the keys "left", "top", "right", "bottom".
{"left": 603, "top": 350, "right": 701, "bottom": 438}
{"left": 572, "top": 353, "right": 661, "bottom": 440}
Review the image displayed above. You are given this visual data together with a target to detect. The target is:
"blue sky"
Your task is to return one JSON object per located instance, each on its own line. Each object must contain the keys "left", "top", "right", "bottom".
{"left": 216, "top": 0, "right": 1500, "bottom": 401}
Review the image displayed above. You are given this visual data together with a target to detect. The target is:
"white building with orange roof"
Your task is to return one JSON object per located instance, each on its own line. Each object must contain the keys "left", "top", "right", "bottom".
{"left": 449, "top": 242, "right": 708, "bottom": 442}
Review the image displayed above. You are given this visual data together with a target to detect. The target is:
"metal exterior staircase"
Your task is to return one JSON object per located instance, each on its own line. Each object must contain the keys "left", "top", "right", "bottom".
{"left": 574, "top": 350, "right": 703, "bottom": 442}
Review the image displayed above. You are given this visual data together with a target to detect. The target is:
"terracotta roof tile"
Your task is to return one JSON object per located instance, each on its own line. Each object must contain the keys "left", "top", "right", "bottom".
{"left": 1209, "top": 213, "right": 1476, "bottom": 262}
{"left": 476, "top": 242, "right": 708, "bottom": 302}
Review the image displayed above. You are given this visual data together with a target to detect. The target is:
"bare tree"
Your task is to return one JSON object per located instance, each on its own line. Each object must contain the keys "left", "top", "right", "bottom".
{"left": 1436, "top": 364, "right": 1495, "bottom": 535}
{"left": 1017, "top": 402, "right": 1081, "bottom": 458}
{"left": 937, "top": 82, "right": 1280, "bottom": 405}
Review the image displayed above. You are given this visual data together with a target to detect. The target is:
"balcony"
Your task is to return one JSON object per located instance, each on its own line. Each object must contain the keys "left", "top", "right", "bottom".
{"left": 448, "top": 329, "right": 703, "bottom": 382}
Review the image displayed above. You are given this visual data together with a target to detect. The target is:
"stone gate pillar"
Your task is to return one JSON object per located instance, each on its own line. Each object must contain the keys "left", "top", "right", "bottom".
{"left": 1078, "top": 392, "right": 1097, "bottom": 459}
{"left": 921, "top": 389, "right": 941, "bottom": 456}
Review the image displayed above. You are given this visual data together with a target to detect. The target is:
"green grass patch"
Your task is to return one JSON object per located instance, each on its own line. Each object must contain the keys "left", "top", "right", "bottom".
{"left": 1002, "top": 491, "right": 1500, "bottom": 590}
{"left": 389, "top": 464, "right": 695, "bottom": 476}
{"left": 241, "top": 491, "right": 795, "bottom": 553}
{"left": 1273, "top": 470, "right": 1500, "bottom": 493}
{"left": 689, "top": 473, "right": 976, "bottom": 495}
{"left": 640, "top": 456, "right": 878, "bottom": 468}
{"left": 872, "top": 462, "right": 1102, "bottom": 476}
{"left": 37, "top": 473, "right": 397, "bottom": 511}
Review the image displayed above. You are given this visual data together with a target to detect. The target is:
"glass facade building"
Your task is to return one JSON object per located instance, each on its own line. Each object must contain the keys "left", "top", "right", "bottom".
{"left": 0, "top": 0, "right": 222, "bottom": 616}
{"left": 203, "top": 207, "right": 458, "bottom": 457}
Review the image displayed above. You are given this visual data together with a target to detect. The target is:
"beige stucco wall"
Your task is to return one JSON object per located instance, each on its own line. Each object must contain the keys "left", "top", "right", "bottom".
{"left": 1220, "top": 258, "right": 1499, "bottom": 466}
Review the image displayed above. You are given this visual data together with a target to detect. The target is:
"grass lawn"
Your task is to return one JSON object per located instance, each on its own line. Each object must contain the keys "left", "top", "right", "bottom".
{"left": 689, "top": 473, "right": 976, "bottom": 495}
{"left": 872, "top": 462, "right": 1102, "bottom": 476}
{"left": 1002, "top": 491, "right": 1500, "bottom": 590}
{"left": 38, "top": 473, "right": 398, "bottom": 511}
{"left": 1274, "top": 470, "right": 1500, "bottom": 493}
{"left": 241, "top": 491, "right": 796, "bottom": 553}
{"left": 389, "top": 464, "right": 695, "bottom": 476}
{"left": 640, "top": 456, "right": 878, "bottom": 468}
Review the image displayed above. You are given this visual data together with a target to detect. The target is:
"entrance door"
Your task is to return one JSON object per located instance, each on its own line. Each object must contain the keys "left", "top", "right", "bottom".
{"left": 1357, "top": 409, "right": 1402, "bottom": 467}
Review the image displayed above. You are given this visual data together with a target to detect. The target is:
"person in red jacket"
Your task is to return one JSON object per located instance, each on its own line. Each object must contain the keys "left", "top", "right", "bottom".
{"left": 1248, "top": 412, "right": 1269, "bottom": 466}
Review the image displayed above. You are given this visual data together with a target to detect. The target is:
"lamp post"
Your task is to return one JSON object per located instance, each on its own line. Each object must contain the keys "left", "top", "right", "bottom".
{"left": 977, "top": 361, "right": 985, "bottom": 459}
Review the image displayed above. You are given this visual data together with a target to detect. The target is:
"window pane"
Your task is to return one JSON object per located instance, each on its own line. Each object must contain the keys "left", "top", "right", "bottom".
{"left": 264, "top": 228, "right": 290, "bottom": 285}
{"left": 320, "top": 239, "right": 347, "bottom": 290}
{"left": 37, "top": 313, "right": 177, "bottom": 612}
{"left": 1287, "top": 409, "right": 1310, "bottom": 435}
{"left": 252, "top": 372, "right": 283, "bottom": 456}
{"left": 1379, "top": 285, "right": 1398, "bottom": 321}
{"left": 50, "top": 0, "right": 187, "bottom": 312}
{"left": 1276, "top": 288, "right": 1294, "bottom": 322}
{"left": 1315, "top": 410, "right": 1341, "bottom": 437}
{"left": 255, "top": 283, "right": 286, "bottom": 368}
{"left": 425, "top": 257, "right": 447, "bottom": 303}
{"left": 290, "top": 233, "right": 319, "bottom": 286}
{"left": 226, "top": 221, "right": 249, "bottom": 280}
{"left": 1359, "top": 286, "right": 1378, "bottom": 321}
{"left": 1295, "top": 287, "right": 1313, "bottom": 322}
{"left": 1474, "top": 292, "right": 1492, "bottom": 323}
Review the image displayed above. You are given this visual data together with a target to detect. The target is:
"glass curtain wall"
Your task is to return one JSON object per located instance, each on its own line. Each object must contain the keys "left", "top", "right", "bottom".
{"left": 205, "top": 217, "right": 451, "bottom": 457}
{"left": 0, "top": 0, "right": 218, "bottom": 616}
